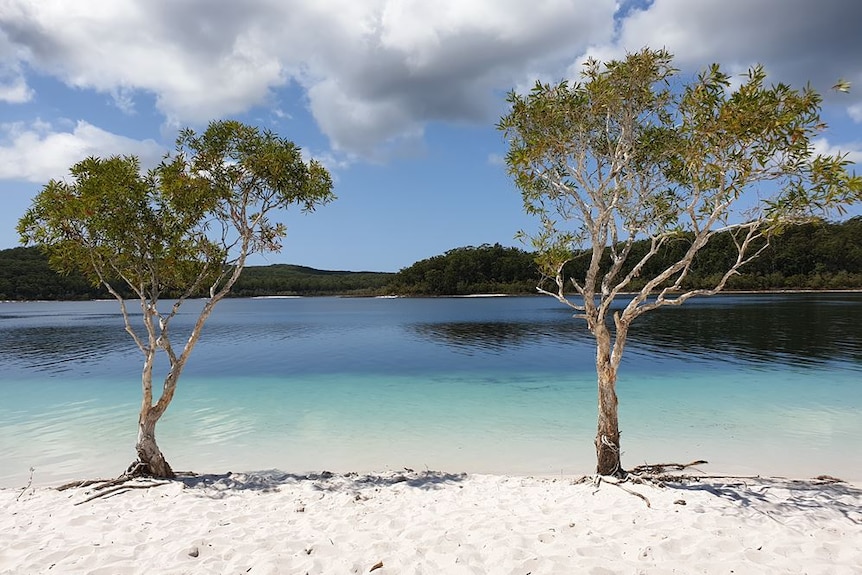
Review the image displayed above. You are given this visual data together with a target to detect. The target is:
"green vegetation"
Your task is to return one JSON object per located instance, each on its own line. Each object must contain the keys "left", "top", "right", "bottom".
{"left": 0, "top": 248, "right": 393, "bottom": 300}
{"left": 16, "top": 120, "right": 334, "bottom": 478}
{"left": 499, "top": 48, "right": 861, "bottom": 476}
{"left": 3, "top": 217, "right": 861, "bottom": 300}
{"left": 565, "top": 216, "right": 862, "bottom": 293}
{"left": 0, "top": 246, "right": 107, "bottom": 300}
{"left": 387, "top": 243, "right": 537, "bottom": 295}
{"left": 232, "top": 264, "right": 393, "bottom": 296}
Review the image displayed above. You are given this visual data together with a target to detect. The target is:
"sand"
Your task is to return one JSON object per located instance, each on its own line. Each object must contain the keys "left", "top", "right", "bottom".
{"left": 2, "top": 469, "right": 861, "bottom": 574}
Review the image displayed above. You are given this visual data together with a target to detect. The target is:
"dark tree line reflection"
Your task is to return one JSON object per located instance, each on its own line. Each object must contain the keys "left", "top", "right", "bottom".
{"left": 1, "top": 322, "right": 132, "bottom": 374}
{"left": 411, "top": 294, "right": 862, "bottom": 369}
{"left": 412, "top": 319, "right": 588, "bottom": 354}
{"left": 3, "top": 294, "right": 860, "bottom": 376}
{"left": 627, "top": 295, "right": 862, "bottom": 367}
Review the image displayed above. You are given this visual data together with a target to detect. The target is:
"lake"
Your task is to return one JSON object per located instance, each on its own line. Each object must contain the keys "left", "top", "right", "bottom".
{"left": 1, "top": 293, "right": 861, "bottom": 487}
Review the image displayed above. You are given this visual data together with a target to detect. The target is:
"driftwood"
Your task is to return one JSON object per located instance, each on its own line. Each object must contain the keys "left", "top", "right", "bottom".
{"left": 16, "top": 467, "right": 35, "bottom": 501}
{"left": 628, "top": 459, "right": 709, "bottom": 476}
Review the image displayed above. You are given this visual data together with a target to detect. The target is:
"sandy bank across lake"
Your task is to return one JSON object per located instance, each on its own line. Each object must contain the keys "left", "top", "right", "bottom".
{"left": 2, "top": 470, "right": 861, "bottom": 574}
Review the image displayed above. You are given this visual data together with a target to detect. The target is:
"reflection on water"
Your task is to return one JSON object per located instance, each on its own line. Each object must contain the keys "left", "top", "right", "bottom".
{"left": 627, "top": 294, "right": 862, "bottom": 367}
{"left": 0, "top": 304, "right": 139, "bottom": 377}
{"left": 1, "top": 325, "right": 132, "bottom": 373}
{"left": 412, "top": 319, "right": 588, "bottom": 354}
{"left": 2, "top": 294, "right": 861, "bottom": 376}
{"left": 409, "top": 294, "right": 862, "bottom": 371}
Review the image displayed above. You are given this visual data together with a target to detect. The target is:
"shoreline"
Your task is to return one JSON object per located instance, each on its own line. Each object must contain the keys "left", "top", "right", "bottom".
{"left": 7, "top": 441, "right": 862, "bottom": 491}
{"left": 4, "top": 288, "right": 862, "bottom": 303}
{"left": 3, "top": 469, "right": 861, "bottom": 574}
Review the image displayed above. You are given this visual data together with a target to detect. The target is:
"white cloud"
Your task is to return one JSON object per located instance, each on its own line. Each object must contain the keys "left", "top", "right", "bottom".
{"left": 1, "top": 0, "right": 859, "bottom": 162}
{"left": 0, "top": 120, "right": 165, "bottom": 183}
{"left": 0, "top": 0, "right": 615, "bottom": 159}
{"left": 0, "top": 74, "right": 32, "bottom": 103}
{"left": 110, "top": 87, "right": 136, "bottom": 115}
{"left": 0, "top": 29, "right": 33, "bottom": 103}
{"left": 610, "top": 0, "right": 862, "bottom": 93}
{"left": 1, "top": 0, "right": 286, "bottom": 123}
{"left": 812, "top": 138, "right": 862, "bottom": 166}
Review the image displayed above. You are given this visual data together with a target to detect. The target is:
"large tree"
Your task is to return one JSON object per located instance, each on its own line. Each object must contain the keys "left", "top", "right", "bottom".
{"left": 18, "top": 120, "right": 334, "bottom": 478}
{"left": 498, "top": 49, "right": 861, "bottom": 477}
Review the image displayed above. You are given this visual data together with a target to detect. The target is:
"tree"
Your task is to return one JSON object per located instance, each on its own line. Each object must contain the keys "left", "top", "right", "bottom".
{"left": 18, "top": 120, "right": 334, "bottom": 478}
{"left": 498, "top": 49, "right": 861, "bottom": 477}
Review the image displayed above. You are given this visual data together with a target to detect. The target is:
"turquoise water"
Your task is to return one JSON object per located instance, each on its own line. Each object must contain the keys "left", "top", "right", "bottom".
{"left": 1, "top": 294, "right": 861, "bottom": 486}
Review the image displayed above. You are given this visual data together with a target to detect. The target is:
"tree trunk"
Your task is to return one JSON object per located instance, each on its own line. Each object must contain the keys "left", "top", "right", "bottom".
{"left": 133, "top": 409, "right": 175, "bottom": 478}
{"left": 595, "top": 361, "right": 622, "bottom": 476}
{"left": 594, "top": 326, "right": 623, "bottom": 477}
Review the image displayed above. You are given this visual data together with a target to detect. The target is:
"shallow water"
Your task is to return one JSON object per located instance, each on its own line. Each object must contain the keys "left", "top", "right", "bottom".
{"left": 1, "top": 293, "right": 861, "bottom": 487}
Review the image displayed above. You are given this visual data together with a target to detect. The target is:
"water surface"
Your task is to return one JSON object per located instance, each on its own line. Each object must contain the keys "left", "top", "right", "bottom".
{"left": 1, "top": 293, "right": 860, "bottom": 487}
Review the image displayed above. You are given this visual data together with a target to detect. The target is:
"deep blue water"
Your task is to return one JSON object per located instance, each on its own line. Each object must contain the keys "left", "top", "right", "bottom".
{"left": 1, "top": 293, "right": 861, "bottom": 486}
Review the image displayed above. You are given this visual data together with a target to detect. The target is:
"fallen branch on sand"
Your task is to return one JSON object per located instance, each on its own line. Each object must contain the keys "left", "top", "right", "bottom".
{"left": 16, "top": 467, "right": 35, "bottom": 501}
{"left": 628, "top": 460, "right": 709, "bottom": 476}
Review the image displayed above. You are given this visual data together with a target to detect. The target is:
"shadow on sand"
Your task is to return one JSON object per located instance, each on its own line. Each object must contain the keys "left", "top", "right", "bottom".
{"left": 178, "top": 468, "right": 467, "bottom": 496}
{"left": 665, "top": 476, "right": 862, "bottom": 525}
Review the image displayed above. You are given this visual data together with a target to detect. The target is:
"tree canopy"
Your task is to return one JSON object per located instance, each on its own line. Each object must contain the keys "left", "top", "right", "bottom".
{"left": 387, "top": 243, "right": 538, "bottom": 295}
{"left": 17, "top": 120, "right": 335, "bottom": 478}
{"left": 499, "top": 48, "right": 862, "bottom": 476}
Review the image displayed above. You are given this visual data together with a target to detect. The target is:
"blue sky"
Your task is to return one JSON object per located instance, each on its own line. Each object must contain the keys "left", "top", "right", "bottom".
{"left": 1, "top": 0, "right": 861, "bottom": 272}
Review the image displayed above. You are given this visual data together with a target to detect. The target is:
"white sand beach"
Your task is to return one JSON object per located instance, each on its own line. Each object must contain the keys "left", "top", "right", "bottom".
{"left": 2, "top": 469, "right": 860, "bottom": 574}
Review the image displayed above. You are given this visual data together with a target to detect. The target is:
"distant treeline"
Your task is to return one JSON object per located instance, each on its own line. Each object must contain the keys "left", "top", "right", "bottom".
{"left": 615, "top": 217, "right": 862, "bottom": 292}
{"left": 1, "top": 217, "right": 860, "bottom": 300}
{"left": 0, "top": 246, "right": 109, "bottom": 300}
{"left": 386, "top": 217, "right": 862, "bottom": 295}
{"left": 0, "top": 248, "right": 393, "bottom": 300}
{"left": 232, "top": 265, "right": 393, "bottom": 297}
{"left": 386, "top": 243, "right": 538, "bottom": 295}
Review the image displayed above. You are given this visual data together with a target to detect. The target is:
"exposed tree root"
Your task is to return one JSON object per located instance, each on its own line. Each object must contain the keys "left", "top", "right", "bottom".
{"left": 57, "top": 458, "right": 179, "bottom": 493}
{"left": 593, "top": 474, "right": 652, "bottom": 507}
{"left": 57, "top": 478, "right": 115, "bottom": 491}
{"left": 57, "top": 461, "right": 179, "bottom": 504}
{"left": 582, "top": 459, "right": 849, "bottom": 508}
{"left": 580, "top": 459, "right": 712, "bottom": 507}
{"left": 73, "top": 481, "right": 172, "bottom": 505}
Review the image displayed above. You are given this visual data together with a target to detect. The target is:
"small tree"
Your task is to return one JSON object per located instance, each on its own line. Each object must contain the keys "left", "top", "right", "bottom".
{"left": 498, "top": 49, "right": 861, "bottom": 477}
{"left": 18, "top": 121, "right": 334, "bottom": 478}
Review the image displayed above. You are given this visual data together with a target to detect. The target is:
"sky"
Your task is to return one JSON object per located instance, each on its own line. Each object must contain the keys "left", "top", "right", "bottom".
{"left": 1, "top": 0, "right": 861, "bottom": 272}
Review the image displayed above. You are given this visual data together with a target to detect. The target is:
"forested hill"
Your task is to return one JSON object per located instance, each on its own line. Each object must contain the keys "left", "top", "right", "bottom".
{"left": 1, "top": 217, "right": 860, "bottom": 300}
{"left": 232, "top": 264, "right": 393, "bottom": 297}
{"left": 389, "top": 218, "right": 862, "bottom": 295}
{"left": 0, "top": 247, "right": 393, "bottom": 300}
